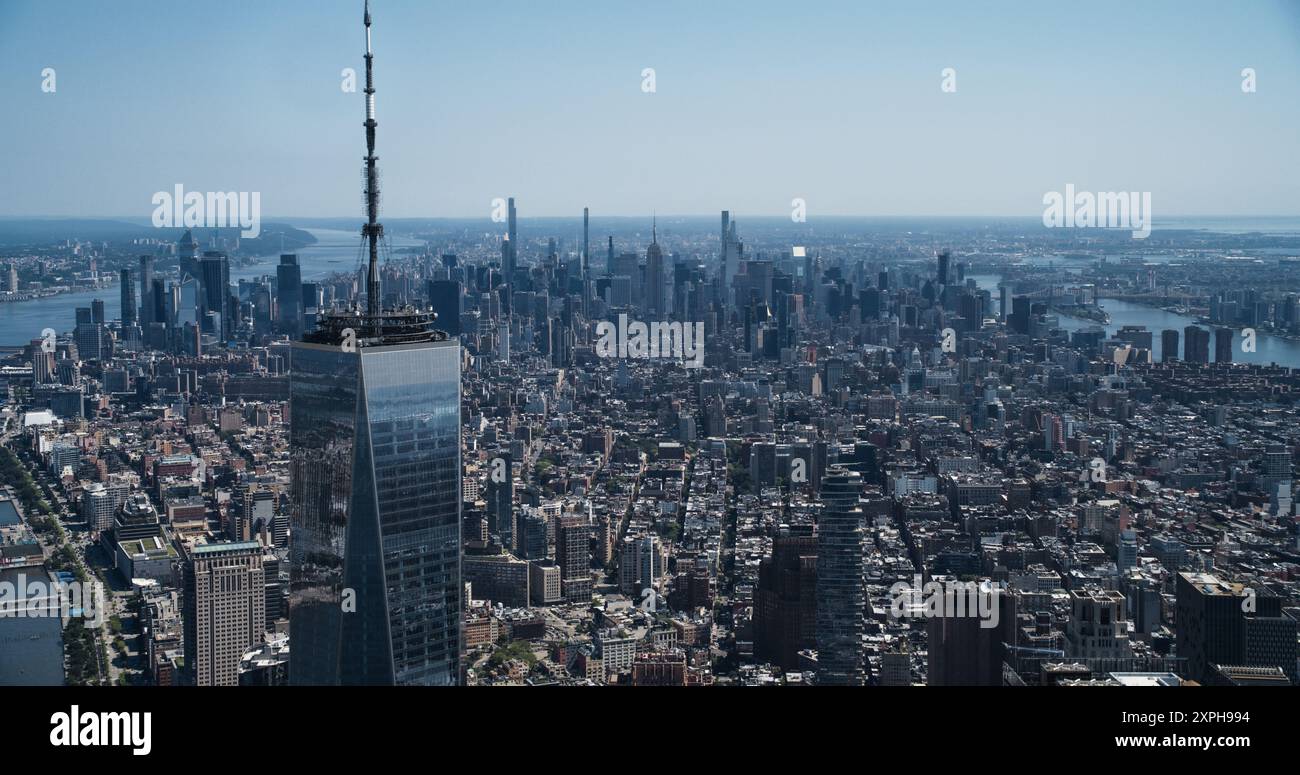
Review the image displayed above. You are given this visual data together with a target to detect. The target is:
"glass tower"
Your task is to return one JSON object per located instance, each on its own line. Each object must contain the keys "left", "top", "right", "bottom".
{"left": 816, "top": 466, "right": 866, "bottom": 686}
{"left": 290, "top": 320, "right": 461, "bottom": 685}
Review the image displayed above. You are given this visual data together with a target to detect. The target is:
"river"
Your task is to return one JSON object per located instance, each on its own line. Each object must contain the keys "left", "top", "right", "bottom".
{"left": 0, "top": 229, "right": 422, "bottom": 346}
{"left": 968, "top": 273, "right": 1300, "bottom": 369}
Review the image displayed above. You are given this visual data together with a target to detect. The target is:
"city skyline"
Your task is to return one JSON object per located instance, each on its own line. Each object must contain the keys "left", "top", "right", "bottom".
{"left": 4, "top": 1, "right": 1300, "bottom": 738}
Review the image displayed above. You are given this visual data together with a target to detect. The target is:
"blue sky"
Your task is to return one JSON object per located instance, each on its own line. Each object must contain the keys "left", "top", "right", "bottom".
{"left": 1, "top": 0, "right": 1298, "bottom": 218}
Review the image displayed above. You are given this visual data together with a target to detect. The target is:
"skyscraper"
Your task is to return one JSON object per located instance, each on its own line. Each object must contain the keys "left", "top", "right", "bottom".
{"left": 753, "top": 527, "right": 817, "bottom": 670}
{"left": 816, "top": 466, "right": 865, "bottom": 685}
{"left": 1215, "top": 326, "right": 1234, "bottom": 364}
{"left": 289, "top": 0, "right": 462, "bottom": 686}
{"left": 276, "top": 254, "right": 304, "bottom": 340}
{"left": 138, "top": 255, "right": 155, "bottom": 325}
{"left": 183, "top": 541, "right": 265, "bottom": 687}
{"left": 557, "top": 514, "right": 592, "bottom": 603}
{"left": 120, "top": 268, "right": 136, "bottom": 325}
{"left": 504, "top": 196, "right": 518, "bottom": 278}
{"left": 645, "top": 218, "right": 665, "bottom": 316}
{"left": 427, "top": 279, "right": 462, "bottom": 337}
{"left": 582, "top": 207, "right": 590, "bottom": 282}
{"left": 1176, "top": 572, "right": 1297, "bottom": 684}
{"left": 1184, "top": 325, "right": 1210, "bottom": 363}
{"left": 1161, "top": 328, "right": 1179, "bottom": 362}
{"left": 200, "top": 250, "right": 231, "bottom": 341}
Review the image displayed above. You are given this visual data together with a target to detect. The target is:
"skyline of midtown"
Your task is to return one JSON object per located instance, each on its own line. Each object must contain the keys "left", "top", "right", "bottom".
{"left": 3, "top": 1, "right": 1300, "bottom": 218}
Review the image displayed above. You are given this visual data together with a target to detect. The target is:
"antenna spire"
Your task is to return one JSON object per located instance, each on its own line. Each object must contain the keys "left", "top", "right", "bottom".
{"left": 362, "top": 0, "right": 382, "bottom": 317}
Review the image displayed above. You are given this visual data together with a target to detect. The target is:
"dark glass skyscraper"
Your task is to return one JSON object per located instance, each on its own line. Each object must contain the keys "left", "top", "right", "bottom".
{"left": 289, "top": 0, "right": 461, "bottom": 687}
{"left": 289, "top": 327, "right": 461, "bottom": 685}
{"left": 816, "top": 466, "right": 865, "bottom": 685}
{"left": 120, "top": 268, "right": 136, "bottom": 325}
{"left": 276, "top": 254, "right": 304, "bottom": 340}
{"left": 200, "top": 250, "right": 231, "bottom": 341}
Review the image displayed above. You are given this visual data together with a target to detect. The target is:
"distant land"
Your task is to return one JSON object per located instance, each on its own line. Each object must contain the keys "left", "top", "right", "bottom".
{"left": 0, "top": 218, "right": 315, "bottom": 255}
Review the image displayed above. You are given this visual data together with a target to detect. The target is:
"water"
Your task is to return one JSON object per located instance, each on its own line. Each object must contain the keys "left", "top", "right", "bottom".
{"left": 969, "top": 274, "right": 1300, "bottom": 369}
{"left": 0, "top": 228, "right": 422, "bottom": 346}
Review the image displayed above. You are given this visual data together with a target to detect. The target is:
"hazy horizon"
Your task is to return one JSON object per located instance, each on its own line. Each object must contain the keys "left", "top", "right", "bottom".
{"left": 2, "top": 0, "right": 1299, "bottom": 220}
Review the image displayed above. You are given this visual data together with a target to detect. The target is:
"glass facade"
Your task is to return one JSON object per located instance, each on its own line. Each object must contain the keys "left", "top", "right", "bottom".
{"left": 290, "top": 338, "right": 461, "bottom": 685}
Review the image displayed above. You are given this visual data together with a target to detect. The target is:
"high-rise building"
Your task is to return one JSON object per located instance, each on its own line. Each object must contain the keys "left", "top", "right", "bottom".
{"left": 183, "top": 541, "right": 265, "bottom": 686}
{"left": 926, "top": 583, "right": 1015, "bottom": 686}
{"left": 486, "top": 453, "right": 514, "bottom": 550}
{"left": 289, "top": 0, "right": 462, "bottom": 687}
{"left": 504, "top": 196, "right": 518, "bottom": 278}
{"left": 427, "top": 279, "right": 462, "bottom": 337}
{"left": 1160, "top": 328, "right": 1179, "bottom": 362}
{"left": 1176, "top": 571, "right": 1297, "bottom": 684}
{"left": 276, "top": 253, "right": 303, "bottom": 340}
{"left": 1183, "top": 325, "right": 1210, "bottom": 363}
{"left": 120, "top": 268, "right": 136, "bottom": 325}
{"left": 200, "top": 250, "right": 231, "bottom": 341}
{"left": 1261, "top": 445, "right": 1292, "bottom": 516}
{"left": 557, "top": 514, "right": 591, "bottom": 603}
{"left": 138, "top": 255, "right": 155, "bottom": 325}
{"left": 1214, "top": 326, "right": 1234, "bottom": 363}
{"left": 645, "top": 219, "right": 665, "bottom": 316}
{"left": 753, "top": 527, "right": 817, "bottom": 670}
{"left": 816, "top": 467, "right": 865, "bottom": 685}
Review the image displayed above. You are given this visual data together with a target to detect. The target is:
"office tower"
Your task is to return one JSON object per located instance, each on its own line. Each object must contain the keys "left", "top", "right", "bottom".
{"left": 178, "top": 228, "right": 200, "bottom": 277}
{"left": 427, "top": 279, "right": 462, "bottom": 336}
{"left": 1161, "top": 328, "right": 1179, "bottom": 362}
{"left": 487, "top": 453, "right": 514, "bottom": 550}
{"left": 1117, "top": 528, "right": 1138, "bottom": 571}
{"left": 276, "top": 254, "right": 304, "bottom": 340}
{"left": 74, "top": 305, "right": 104, "bottom": 361}
{"left": 118, "top": 268, "right": 136, "bottom": 325}
{"left": 1176, "top": 572, "right": 1297, "bottom": 684}
{"left": 183, "top": 541, "right": 265, "bottom": 686}
{"left": 606, "top": 235, "right": 614, "bottom": 276}
{"left": 753, "top": 527, "right": 817, "bottom": 670}
{"left": 1009, "top": 296, "right": 1031, "bottom": 335}
{"left": 582, "top": 207, "right": 590, "bottom": 281}
{"left": 5, "top": 262, "right": 16, "bottom": 292}
{"left": 497, "top": 321, "right": 510, "bottom": 360}
{"left": 504, "top": 196, "right": 517, "bottom": 278}
{"left": 645, "top": 218, "right": 665, "bottom": 316}
{"left": 1183, "top": 325, "right": 1210, "bottom": 363}
{"left": 997, "top": 282, "right": 1011, "bottom": 321}
{"left": 582, "top": 207, "right": 592, "bottom": 314}
{"left": 139, "top": 255, "right": 155, "bottom": 325}
{"left": 816, "top": 466, "right": 865, "bottom": 685}
{"left": 557, "top": 514, "right": 591, "bottom": 603}
{"left": 937, "top": 250, "right": 951, "bottom": 286}
{"left": 200, "top": 250, "right": 231, "bottom": 340}
{"left": 1262, "top": 444, "right": 1293, "bottom": 516}
{"left": 289, "top": 0, "right": 462, "bottom": 686}
{"left": 1214, "top": 326, "right": 1234, "bottom": 363}
{"left": 720, "top": 210, "right": 741, "bottom": 308}
{"left": 926, "top": 585, "right": 1014, "bottom": 686}
{"left": 520, "top": 513, "right": 548, "bottom": 562}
